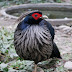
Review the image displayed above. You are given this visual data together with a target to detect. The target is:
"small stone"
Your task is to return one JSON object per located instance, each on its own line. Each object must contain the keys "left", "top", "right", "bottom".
{"left": 64, "top": 61, "right": 72, "bottom": 70}
{"left": 64, "top": 17, "right": 68, "bottom": 20}
{"left": 0, "top": 63, "right": 7, "bottom": 68}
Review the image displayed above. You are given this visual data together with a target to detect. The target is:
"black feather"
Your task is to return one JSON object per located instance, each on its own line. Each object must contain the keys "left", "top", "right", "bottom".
{"left": 50, "top": 42, "right": 62, "bottom": 59}
{"left": 39, "top": 20, "right": 55, "bottom": 41}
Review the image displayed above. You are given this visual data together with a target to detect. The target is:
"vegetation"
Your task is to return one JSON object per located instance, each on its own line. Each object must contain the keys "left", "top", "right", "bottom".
{"left": 0, "top": 0, "right": 67, "bottom": 7}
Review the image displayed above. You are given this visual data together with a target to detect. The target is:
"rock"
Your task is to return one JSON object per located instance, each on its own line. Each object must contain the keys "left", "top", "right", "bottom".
{"left": 58, "top": 25, "right": 72, "bottom": 35}
{"left": 43, "top": 15, "right": 48, "bottom": 19}
{"left": 0, "top": 63, "right": 7, "bottom": 69}
{"left": 58, "top": 25, "right": 71, "bottom": 30}
{"left": 32, "top": 67, "right": 44, "bottom": 72}
{"left": 64, "top": 17, "right": 68, "bottom": 20}
{"left": 64, "top": 61, "right": 72, "bottom": 70}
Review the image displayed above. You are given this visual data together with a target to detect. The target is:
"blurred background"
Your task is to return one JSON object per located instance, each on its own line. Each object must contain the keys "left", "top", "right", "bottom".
{"left": 0, "top": 0, "right": 72, "bottom": 7}
{"left": 0, "top": 0, "right": 72, "bottom": 72}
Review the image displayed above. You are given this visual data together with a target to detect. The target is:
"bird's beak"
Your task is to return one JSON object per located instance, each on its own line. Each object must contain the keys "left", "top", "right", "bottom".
{"left": 41, "top": 15, "right": 48, "bottom": 19}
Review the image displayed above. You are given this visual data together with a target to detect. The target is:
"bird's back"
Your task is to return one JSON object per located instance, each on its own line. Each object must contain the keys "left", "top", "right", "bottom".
{"left": 14, "top": 20, "right": 53, "bottom": 64}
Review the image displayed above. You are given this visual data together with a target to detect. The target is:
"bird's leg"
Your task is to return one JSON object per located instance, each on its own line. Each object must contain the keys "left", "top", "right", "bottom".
{"left": 35, "top": 64, "right": 37, "bottom": 72}
{"left": 32, "top": 64, "right": 37, "bottom": 72}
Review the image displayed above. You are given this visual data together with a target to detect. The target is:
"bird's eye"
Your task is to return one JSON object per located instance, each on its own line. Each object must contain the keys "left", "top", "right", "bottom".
{"left": 35, "top": 14, "right": 38, "bottom": 17}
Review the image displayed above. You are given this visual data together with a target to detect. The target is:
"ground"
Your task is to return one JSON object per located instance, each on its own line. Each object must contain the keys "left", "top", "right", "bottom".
{"left": 0, "top": 13, "right": 72, "bottom": 72}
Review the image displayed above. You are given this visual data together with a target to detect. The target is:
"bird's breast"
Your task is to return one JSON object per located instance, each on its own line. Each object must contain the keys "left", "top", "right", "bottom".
{"left": 14, "top": 25, "right": 53, "bottom": 62}
{"left": 22, "top": 25, "right": 52, "bottom": 49}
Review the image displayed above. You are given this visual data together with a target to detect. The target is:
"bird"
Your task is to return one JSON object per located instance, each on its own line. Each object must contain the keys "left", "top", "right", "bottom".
{"left": 14, "top": 10, "right": 61, "bottom": 72}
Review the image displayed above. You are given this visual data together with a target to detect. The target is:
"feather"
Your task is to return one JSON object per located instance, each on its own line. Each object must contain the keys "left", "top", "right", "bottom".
{"left": 14, "top": 23, "right": 53, "bottom": 64}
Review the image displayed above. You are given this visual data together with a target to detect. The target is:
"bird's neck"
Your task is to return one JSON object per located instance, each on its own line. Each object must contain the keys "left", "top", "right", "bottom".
{"left": 18, "top": 17, "right": 43, "bottom": 30}
{"left": 24, "top": 16, "right": 43, "bottom": 25}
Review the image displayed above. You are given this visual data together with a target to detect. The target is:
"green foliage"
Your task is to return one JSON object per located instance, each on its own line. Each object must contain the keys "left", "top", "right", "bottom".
{"left": 0, "top": 0, "right": 26, "bottom": 7}
{"left": 56, "top": 65, "right": 68, "bottom": 72}
{"left": 0, "top": 27, "right": 13, "bottom": 52}
{"left": 0, "top": 27, "right": 17, "bottom": 63}
{"left": 31, "top": 0, "right": 49, "bottom": 3}
{"left": 0, "top": 0, "right": 63, "bottom": 7}
{"left": 11, "top": 60, "right": 33, "bottom": 71}
{"left": 56, "top": 0, "right": 61, "bottom": 3}
{"left": 3, "top": 67, "right": 8, "bottom": 72}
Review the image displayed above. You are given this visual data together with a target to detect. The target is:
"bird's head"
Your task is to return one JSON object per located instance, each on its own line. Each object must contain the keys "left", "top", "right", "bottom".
{"left": 24, "top": 11, "right": 43, "bottom": 24}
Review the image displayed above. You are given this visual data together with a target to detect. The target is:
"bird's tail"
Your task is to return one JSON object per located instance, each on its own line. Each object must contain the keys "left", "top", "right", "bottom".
{"left": 50, "top": 42, "right": 62, "bottom": 59}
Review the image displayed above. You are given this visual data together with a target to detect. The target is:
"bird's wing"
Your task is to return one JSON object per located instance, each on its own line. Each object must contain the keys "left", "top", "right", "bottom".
{"left": 40, "top": 20, "right": 61, "bottom": 58}
{"left": 50, "top": 42, "right": 62, "bottom": 59}
{"left": 39, "top": 20, "right": 55, "bottom": 41}
{"left": 16, "top": 21, "right": 29, "bottom": 30}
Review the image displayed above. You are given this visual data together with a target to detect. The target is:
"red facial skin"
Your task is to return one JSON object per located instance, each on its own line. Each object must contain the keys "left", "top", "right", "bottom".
{"left": 32, "top": 13, "right": 42, "bottom": 20}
